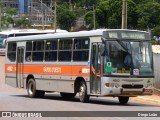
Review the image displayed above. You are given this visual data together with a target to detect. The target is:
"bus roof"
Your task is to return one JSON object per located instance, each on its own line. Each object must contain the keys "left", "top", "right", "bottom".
{"left": 6, "top": 29, "right": 149, "bottom": 42}
{"left": 0, "top": 29, "right": 68, "bottom": 35}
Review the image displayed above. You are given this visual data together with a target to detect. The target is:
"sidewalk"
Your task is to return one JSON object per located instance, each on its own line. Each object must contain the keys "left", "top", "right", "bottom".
{"left": 131, "top": 88, "right": 160, "bottom": 105}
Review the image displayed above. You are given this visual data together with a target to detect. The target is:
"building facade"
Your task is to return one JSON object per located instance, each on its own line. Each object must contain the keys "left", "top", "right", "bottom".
{"left": 1, "top": 0, "right": 53, "bottom": 28}
{"left": 2, "top": 0, "right": 30, "bottom": 15}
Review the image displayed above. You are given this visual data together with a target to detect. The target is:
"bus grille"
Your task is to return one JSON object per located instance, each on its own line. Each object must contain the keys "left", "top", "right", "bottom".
{"left": 122, "top": 84, "right": 143, "bottom": 89}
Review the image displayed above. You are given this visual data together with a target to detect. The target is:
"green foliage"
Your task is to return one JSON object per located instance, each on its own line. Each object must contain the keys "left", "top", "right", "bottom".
{"left": 2, "top": 0, "right": 160, "bottom": 34}
{"left": 136, "top": 1, "right": 160, "bottom": 30}
{"left": 152, "top": 26, "right": 160, "bottom": 37}
{"left": 15, "top": 17, "right": 31, "bottom": 28}
{"left": 151, "top": 40, "right": 160, "bottom": 45}
{"left": 57, "top": 3, "right": 76, "bottom": 31}
{"left": 83, "top": 0, "right": 160, "bottom": 32}
{"left": 1, "top": 8, "right": 17, "bottom": 28}
{"left": 1, "top": 8, "right": 31, "bottom": 29}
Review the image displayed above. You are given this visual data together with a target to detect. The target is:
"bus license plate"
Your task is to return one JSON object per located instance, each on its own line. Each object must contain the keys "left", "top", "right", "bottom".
{"left": 144, "top": 89, "right": 153, "bottom": 94}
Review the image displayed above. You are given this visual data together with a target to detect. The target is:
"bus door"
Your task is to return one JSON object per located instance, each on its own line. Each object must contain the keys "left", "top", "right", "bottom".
{"left": 90, "top": 43, "right": 102, "bottom": 94}
{"left": 16, "top": 47, "right": 24, "bottom": 88}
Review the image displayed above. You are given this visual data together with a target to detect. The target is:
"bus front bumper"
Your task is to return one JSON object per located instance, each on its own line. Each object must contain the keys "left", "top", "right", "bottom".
{"left": 102, "top": 87, "right": 153, "bottom": 96}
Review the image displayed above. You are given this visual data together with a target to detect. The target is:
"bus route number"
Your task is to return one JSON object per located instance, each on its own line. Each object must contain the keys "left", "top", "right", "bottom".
{"left": 43, "top": 67, "right": 61, "bottom": 73}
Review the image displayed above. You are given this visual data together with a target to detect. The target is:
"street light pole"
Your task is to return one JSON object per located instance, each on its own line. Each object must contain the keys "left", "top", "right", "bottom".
{"left": 122, "top": 0, "right": 127, "bottom": 29}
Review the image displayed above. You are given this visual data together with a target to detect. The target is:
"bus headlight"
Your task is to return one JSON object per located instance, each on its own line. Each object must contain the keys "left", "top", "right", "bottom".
{"left": 148, "top": 84, "right": 153, "bottom": 88}
{"left": 110, "top": 83, "right": 119, "bottom": 88}
{"left": 109, "top": 83, "right": 114, "bottom": 88}
{"left": 114, "top": 84, "right": 119, "bottom": 88}
{"left": 145, "top": 84, "right": 153, "bottom": 88}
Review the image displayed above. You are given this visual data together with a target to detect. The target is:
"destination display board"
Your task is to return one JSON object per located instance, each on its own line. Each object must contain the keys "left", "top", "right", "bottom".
{"left": 103, "top": 30, "right": 150, "bottom": 40}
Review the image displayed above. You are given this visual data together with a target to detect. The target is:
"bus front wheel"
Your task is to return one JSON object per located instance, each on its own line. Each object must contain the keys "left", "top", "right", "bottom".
{"left": 118, "top": 96, "right": 129, "bottom": 104}
{"left": 27, "top": 78, "right": 45, "bottom": 98}
{"left": 79, "top": 81, "right": 89, "bottom": 103}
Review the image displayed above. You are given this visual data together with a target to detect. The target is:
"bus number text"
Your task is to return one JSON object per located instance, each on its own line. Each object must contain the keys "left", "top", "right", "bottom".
{"left": 43, "top": 67, "right": 61, "bottom": 73}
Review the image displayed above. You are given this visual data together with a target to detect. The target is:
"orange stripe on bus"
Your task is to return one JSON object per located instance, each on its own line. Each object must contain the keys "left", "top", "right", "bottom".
{"left": 5, "top": 64, "right": 90, "bottom": 76}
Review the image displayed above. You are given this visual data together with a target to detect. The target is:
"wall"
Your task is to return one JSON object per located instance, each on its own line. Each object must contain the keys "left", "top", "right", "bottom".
{"left": 153, "top": 53, "right": 160, "bottom": 89}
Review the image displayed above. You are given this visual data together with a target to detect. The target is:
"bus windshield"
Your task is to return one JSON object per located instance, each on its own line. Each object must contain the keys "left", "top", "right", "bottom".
{"left": 104, "top": 40, "right": 153, "bottom": 76}
{"left": 0, "top": 34, "right": 7, "bottom": 48}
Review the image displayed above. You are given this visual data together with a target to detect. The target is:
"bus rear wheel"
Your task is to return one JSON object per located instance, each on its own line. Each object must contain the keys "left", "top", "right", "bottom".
{"left": 79, "top": 81, "right": 89, "bottom": 103}
{"left": 60, "top": 92, "right": 76, "bottom": 99}
{"left": 118, "top": 96, "right": 129, "bottom": 104}
{"left": 27, "top": 78, "right": 45, "bottom": 98}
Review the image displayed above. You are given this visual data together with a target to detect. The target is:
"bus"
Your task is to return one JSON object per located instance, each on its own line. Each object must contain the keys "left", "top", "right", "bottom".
{"left": 0, "top": 29, "right": 67, "bottom": 55}
{"left": 5, "top": 29, "right": 154, "bottom": 104}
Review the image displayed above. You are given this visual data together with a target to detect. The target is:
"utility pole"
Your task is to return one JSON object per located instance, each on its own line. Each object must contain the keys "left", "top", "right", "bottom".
{"left": 0, "top": 0, "right": 2, "bottom": 32}
{"left": 122, "top": 0, "right": 127, "bottom": 29}
{"left": 69, "top": 0, "right": 72, "bottom": 11}
{"left": 54, "top": 0, "right": 57, "bottom": 32}
{"left": 93, "top": 5, "right": 96, "bottom": 30}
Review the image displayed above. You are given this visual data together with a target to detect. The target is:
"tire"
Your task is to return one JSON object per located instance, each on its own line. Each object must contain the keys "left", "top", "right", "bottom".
{"left": 79, "top": 81, "right": 89, "bottom": 103}
{"left": 118, "top": 96, "right": 129, "bottom": 104}
{"left": 60, "top": 92, "right": 76, "bottom": 99}
{"left": 27, "top": 78, "right": 45, "bottom": 98}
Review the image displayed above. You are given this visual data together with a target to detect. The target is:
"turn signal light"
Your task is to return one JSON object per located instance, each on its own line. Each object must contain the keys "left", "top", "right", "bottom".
{"left": 105, "top": 83, "right": 109, "bottom": 87}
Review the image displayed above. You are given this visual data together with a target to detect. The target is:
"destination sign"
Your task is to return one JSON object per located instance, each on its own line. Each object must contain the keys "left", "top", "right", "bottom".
{"left": 121, "top": 32, "right": 145, "bottom": 39}
{"left": 106, "top": 30, "right": 150, "bottom": 40}
{"left": 108, "top": 32, "right": 118, "bottom": 38}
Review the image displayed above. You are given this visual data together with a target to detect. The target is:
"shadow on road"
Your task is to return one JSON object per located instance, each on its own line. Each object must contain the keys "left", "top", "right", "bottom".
{"left": 10, "top": 93, "right": 160, "bottom": 107}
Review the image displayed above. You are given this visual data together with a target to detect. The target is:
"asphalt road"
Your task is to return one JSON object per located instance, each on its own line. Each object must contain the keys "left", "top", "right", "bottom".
{"left": 0, "top": 56, "right": 159, "bottom": 120}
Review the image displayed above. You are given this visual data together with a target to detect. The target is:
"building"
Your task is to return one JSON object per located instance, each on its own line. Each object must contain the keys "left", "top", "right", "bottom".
{"left": 2, "top": 0, "right": 30, "bottom": 15}
{"left": 1, "top": 0, "right": 53, "bottom": 29}
{"left": 29, "top": 0, "right": 53, "bottom": 29}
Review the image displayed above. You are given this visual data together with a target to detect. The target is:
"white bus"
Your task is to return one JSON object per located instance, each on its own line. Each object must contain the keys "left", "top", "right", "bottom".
{"left": 0, "top": 29, "right": 67, "bottom": 55}
{"left": 5, "top": 29, "right": 154, "bottom": 104}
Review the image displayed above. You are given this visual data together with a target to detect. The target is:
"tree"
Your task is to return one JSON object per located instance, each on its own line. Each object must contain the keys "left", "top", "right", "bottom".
{"left": 57, "top": 3, "right": 76, "bottom": 31}
{"left": 1, "top": 8, "right": 17, "bottom": 28}
{"left": 15, "top": 17, "right": 31, "bottom": 28}
{"left": 85, "top": 0, "right": 122, "bottom": 29}
{"left": 5, "top": 8, "right": 17, "bottom": 25}
{"left": 136, "top": 1, "right": 160, "bottom": 30}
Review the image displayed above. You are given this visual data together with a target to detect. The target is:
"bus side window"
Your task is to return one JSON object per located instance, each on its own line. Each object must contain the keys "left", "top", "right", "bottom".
{"left": 25, "top": 42, "right": 32, "bottom": 62}
{"left": 58, "top": 39, "right": 72, "bottom": 61}
{"left": 32, "top": 41, "right": 44, "bottom": 61}
{"left": 45, "top": 40, "right": 57, "bottom": 61}
{"left": 73, "top": 38, "right": 89, "bottom": 61}
{"left": 7, "top": 42, "right": 17, "bottom": 62}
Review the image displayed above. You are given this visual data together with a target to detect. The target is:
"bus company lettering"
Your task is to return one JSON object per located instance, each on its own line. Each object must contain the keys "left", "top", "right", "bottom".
{"left": 43, "top": 66, "right": 61, "bottom": 73}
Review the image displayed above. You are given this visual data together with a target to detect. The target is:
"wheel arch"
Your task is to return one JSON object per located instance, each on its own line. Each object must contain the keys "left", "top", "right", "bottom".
{"left": 74, "top": 77, "right": 88, "bottom": 94}
{"left": 26, "top": 74, "right": 35, "bottom": 89}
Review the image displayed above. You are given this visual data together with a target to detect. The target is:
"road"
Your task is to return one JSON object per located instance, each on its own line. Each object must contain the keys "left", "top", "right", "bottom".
{"left": 0, "top": 56, "right": 159, "bottom": 120}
